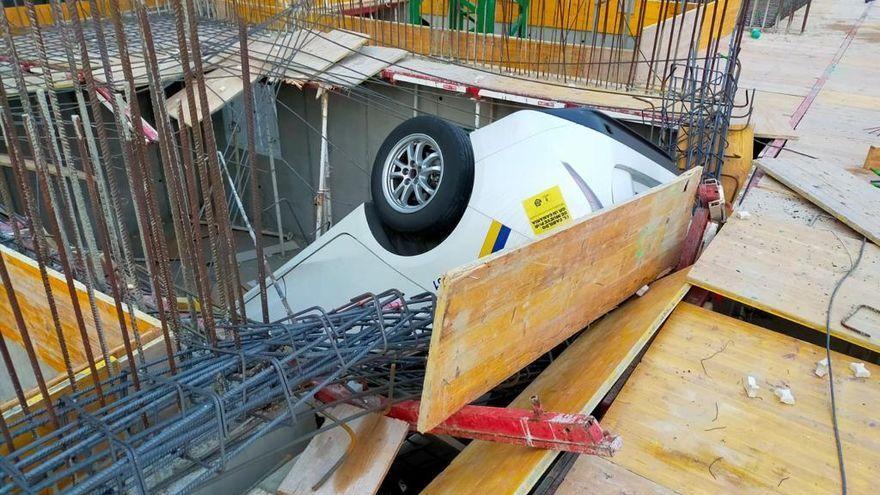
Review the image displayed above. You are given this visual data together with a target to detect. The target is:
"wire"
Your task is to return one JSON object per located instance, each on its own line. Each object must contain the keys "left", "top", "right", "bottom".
{"left": 825, "top": 234, "right": 866, "bottom": 495}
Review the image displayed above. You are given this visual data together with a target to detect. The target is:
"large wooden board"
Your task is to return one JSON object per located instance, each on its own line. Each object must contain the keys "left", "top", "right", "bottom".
{"left": 423, "top": 269, "right": 691, "bottom": 494}
{"left": 418, "top": 167, "right": 701, "bottom": 432}
{"left": 281, "top": 30, "right": 369, "bottom": 82}
{"left": 738, "top": 176, "right": 857, "bottom": 238}
{"left": 688, "top": 214, "right": 880, "bottom": 352}
{"left": 561, "top": 303, "right": 880, "bottom": 493}
{"left": 758, "top": 154, "right": 880, "bottom": 245}
{"left": 165, "top": 63, "right": 256, "bottom": 127}
{"left": 0, "top": 245, "right": 160, "bottom": 374}
{"left": 276, "top": 404, "right": 408, "bottom": 495}
{"left": 319, "top": 46, "right": 407, "bottom": 88}
{"left": 557, "top": 456, "right": 675, "bottom": 494}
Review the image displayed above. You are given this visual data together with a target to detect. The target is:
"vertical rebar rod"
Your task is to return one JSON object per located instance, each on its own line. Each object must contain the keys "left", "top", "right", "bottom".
{"left": 237, "top": 11, "right": 269, "bottom": 323}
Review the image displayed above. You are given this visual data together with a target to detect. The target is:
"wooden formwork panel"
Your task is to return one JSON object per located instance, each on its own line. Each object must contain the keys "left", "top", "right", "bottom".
{"left": 688, "top": 214, "right": 880, "bottom": 352}
{"left": 423, "top": 269, "right": 691, "bottom": 495}
{"left": 559, "top": 303, "right": 880, "bottom": 493}
{"left": 418, "top": 167, "right": 701, "bottom": 433}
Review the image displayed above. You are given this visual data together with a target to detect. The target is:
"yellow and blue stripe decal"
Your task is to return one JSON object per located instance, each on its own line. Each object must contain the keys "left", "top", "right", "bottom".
{"left": 479, "top": 220, "right": 511, "bottom": 258}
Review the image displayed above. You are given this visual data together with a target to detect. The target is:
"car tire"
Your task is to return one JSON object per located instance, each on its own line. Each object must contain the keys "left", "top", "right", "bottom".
{"left": 371, "top": 116, "right": 474, "bottom": 234}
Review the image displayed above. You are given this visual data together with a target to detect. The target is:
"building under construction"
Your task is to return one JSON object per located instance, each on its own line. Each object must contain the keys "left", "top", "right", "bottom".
{"left": 0, "top": 0, "right": 877, "bottom": 493}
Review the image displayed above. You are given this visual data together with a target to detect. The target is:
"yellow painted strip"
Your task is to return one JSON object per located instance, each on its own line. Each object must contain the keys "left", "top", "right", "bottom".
{"left": 479, "top": 220, "right": 503, "bottom": 258}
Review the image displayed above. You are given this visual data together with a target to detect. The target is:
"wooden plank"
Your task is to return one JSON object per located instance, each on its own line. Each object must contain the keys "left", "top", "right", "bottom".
{"left": 392, "top": 56, "right": 654, "bottom": 111}
{"left": 418, "top": 167, "right": 701, "bottom": 432}
{"left": 165, "top": 63, "right": 255, "bottom": 127}
{"left": 281, "top": 30, "right": 369, "bottom": 82}
{"left": 758, "top": 154, "right": 880, "bottom": 245}
{"left": 569, "top": 303, "right": 880, "bottom": 493}
{"left": 720, "top": 125, "right": 754, "bottom": 203}
{"left": 319, "top": 46, "right": 407, "bottom": 88}
{"left": 738, "top": 176, "right": 857, "bottom": 238}
{"left": 688, "top": 214, "right": 880, "bottom": 352}
{"left": 0, "top": 244, "right": 161, "bottom": 378}
{"left": 314, "top": 14, "right": 635, "bottom": 84}
{"left": 556, "top": 456, "right": 675, "bottom": 495}
{"left": 276, "top": 404, "right": 408, "bottom": 495}
{"left": 423, "top": 269, "right": 691, "bottom": 494}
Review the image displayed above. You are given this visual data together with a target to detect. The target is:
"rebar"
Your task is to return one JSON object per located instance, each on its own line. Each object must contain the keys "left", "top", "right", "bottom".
{"left": 0, "top": 292, "right": 434, "bottom": 494}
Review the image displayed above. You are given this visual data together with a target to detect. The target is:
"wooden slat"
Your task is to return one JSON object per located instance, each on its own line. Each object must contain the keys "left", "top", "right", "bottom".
{"left": 423, "top": 269, "right": 691, "bottom": 494}
{"left": 564, "top": 303, "right": 880, "bottom": 493}
{"left": 418, "top": 167, "right": 701, "bottom": 432}
{"left": 757, "top": 154, "right": 880, "bottom": 245}
{"left": 688, "top": 214, "right": 880, "bottom": 351}
{"left": 276, "top": 404, "right": 408, "bottom": 495}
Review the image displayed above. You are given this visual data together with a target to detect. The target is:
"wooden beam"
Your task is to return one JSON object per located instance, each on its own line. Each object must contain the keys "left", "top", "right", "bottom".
{"left": 418, "top": 168, "right": 701, "bottom": 432}
{"left": 276, "top": 404, "right": 408, "bottom": 495}
{"left": 688, "top": 214, "right": 880, "bottom": 352}
{"left": 423, "top": 268, "right": 691, "bottom": 494}
{"left": 564, "top": 303, "right": 880, "bottom": 493}
{"left": 757, "top": 154, "right": 880, "bottom": 245}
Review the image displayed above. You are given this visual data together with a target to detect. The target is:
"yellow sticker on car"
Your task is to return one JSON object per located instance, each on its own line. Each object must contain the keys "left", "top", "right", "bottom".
{"left": 522, "top": 185, "right": 572, "bottom": 235}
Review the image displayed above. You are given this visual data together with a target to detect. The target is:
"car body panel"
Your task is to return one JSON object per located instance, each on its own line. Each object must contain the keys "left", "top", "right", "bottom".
{"left": 244, "top": 110, "right": 676, "bottom": 318}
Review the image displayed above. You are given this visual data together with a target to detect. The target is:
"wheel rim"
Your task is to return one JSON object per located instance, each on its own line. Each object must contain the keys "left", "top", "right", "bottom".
{"left": 381, "top": 133, "right": 444, "bottom": 213}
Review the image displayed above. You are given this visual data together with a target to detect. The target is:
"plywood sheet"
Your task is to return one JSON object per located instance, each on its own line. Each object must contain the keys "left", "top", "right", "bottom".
{"left": 0, "top": 245, "right": 160, "bottom": 374}
{"left": 556, "top": 456, "right": 675, "bottom": 495}
{"left": 165, "top": 63, "right": 256, "bottom": 127}
{"left": 758, "top": 154, "right": 880, "bottom": 245}
{"left": 277, "top": 404, "right": 408, "bottom": 495}
{"left": 423, "top": 269, "right": 691, "bottom": 495}
{"left": 393, "top": 56, "right": 656, "bottom": 111}
{"left": 282, "top": 30, "right": 369, "bottom": 82}
{"left": 319, "top": 46, "right": 407, "bottom": 87}
{"left": 720, "top": 125, "right": 755, "bottom": 203}
{"left": 738, "top": 176, "right": 857, "bottom": 238}
{"left": 565, "top": 303, "right": 880, "bottom": 493}
{"left": 688, "top": 214, "right": 880, "bottom": 351}
{"left": 419, "top": 168, "right": 701, "bottom": 432}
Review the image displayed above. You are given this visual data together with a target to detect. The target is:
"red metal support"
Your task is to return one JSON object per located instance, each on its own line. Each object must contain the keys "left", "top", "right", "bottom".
{"left": 677, "top": 178, "right": 725, "bottom": 269}
{"left": 316, "top": 385, "right": 621, "bottom": 456}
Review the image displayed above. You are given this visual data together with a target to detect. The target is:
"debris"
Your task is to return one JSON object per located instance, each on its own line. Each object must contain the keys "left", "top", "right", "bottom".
{"left": 850, "top": 362, "right": 871, "bottom": 378}
{"left": 636, "top": 284, "right": 650, "bottom": 296}
{"left": 700, "top": 340, "right": 732, "bottom": 375}
{"left": 774, "top": 387, "right": 796, "bottom": 405}
{"left": 815, "top": 357, "right": 829, "bottom": 377}
{"left": 734, "top": 210, "right": 751, "bottom": 220}
{"left": 744, "top": 375, "right": 760, "bottom": 398}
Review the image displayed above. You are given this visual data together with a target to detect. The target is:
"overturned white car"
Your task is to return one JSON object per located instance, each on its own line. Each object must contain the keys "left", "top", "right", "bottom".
{"left": 245, "top": 108, "right": 676, "bottom": 320}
